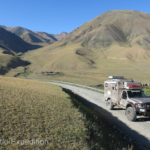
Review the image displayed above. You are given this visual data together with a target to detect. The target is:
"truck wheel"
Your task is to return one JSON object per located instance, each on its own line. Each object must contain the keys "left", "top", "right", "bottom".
{"left": 106, "top": 99, "right": 114, "bottom": 110}
{"left": 126, "top": 107, "right": 136, "bottom": 121}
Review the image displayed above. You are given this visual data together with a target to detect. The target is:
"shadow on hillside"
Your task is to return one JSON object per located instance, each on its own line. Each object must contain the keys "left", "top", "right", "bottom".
{"left": 28, "top": 44, "right": 42, "bottom": 51}
{"left": 0, "top": 57, "right": 30, "bottom": 75}
{"left": 63, "top": 88, "right": 150, "bottom": 150}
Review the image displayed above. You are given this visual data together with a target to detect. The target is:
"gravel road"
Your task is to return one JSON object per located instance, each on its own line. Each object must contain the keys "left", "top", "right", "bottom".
{"left": 49, "top": 81, "right": 150, "bottom": 150}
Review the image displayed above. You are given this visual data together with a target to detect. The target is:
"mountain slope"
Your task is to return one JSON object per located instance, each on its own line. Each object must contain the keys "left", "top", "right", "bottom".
{"left": 6, "top": 26, "right": 57, "bottom": 45}
{"left": 22, "top": 10, "right": 150, "bottom": 83}
{"left": 53, "top": 32, "right": 68, "bottom": 40}
{"left": 5, "top": 26, "right": 67, "bottom": 45}
{"left": 0, "top": 27, "right": 36, "bottom": 75}
{"left": 0, "top": 27, "right": 41, "bottom": 53}
{"left": 0, "top": 47, "right": 30, "bottom": 75}
{"left": 0, "top": 25, "right": 66, "bottom": 76}
{"left": 63, "top": 10, "right": 150, "bottom": 49}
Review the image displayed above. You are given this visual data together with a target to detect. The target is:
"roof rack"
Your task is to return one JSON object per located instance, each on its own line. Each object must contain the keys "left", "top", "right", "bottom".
{"left": 108, "top": 76, "right": 124, "bottom": 79}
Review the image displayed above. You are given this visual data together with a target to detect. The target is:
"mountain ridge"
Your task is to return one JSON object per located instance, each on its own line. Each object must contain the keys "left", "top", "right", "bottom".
{"left": 5, "top": 26, "right": 67, "bottom": 45}
{"left": 0, "top": 27, "right": 41, "bottom": 53}
{"left": 22, "top": 10, "right": 150, "bottom": 83}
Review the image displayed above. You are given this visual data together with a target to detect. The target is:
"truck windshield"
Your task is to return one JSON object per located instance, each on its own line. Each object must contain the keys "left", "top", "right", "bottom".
{"left": 127, "top": 91, "right": 148, "bottom": 98}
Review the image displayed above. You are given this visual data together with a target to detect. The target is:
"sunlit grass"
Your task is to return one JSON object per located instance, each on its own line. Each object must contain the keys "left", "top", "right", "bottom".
{"left": 0, "top": 77, "right": 137, "bottom": 149}
{"left": 0, "top": 77, "right": 88, "bottom": 149}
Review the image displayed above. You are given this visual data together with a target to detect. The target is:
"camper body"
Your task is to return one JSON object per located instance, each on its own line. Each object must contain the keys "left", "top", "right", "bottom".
{"left": 104, "top": 76, "right": 150, "bottom": 121}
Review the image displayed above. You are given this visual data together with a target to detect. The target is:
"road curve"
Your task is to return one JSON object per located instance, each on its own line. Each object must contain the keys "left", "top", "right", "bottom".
{"left": 49, "top": 81, "right": 150, "bottom": 150}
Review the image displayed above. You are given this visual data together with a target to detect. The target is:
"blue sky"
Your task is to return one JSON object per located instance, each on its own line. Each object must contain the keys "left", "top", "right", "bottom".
{"left": 0, "top": 0, "right": 150, "bottom": 34}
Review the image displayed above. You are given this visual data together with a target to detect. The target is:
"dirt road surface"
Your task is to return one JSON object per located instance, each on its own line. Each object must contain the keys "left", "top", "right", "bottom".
{"left": 49, "top": 81, "right": 150, "bottom": 150}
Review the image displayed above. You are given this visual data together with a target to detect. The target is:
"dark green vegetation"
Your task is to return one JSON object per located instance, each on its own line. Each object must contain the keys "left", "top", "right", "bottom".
{"left": 143, "top": 87, "right": 150, "bottom": 96}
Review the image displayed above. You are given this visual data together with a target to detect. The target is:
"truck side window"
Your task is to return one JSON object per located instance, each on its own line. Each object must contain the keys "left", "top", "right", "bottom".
{"left": 122, "top": 91, "right": 127, "bottom": 99}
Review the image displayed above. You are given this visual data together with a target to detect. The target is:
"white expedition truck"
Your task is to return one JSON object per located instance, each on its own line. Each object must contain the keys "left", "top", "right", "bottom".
{"left": 104, "top": 76, "right": 150, "bottom": 121}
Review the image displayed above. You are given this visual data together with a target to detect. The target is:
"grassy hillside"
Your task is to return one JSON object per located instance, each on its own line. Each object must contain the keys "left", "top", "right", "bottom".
{"left": 0, "top": 26, "right": 48, "bottom": 76}
{"left": 22, "top": 43, "right": 150, "bottom": 85}
{"left": 19, "top": 10, "right": 150, "bottom": 84}
{"left": 0, "top": 27, "right": 38, "bottom": 75}
{"left": 0, "top": 77, "right": 136, "bottom": 149}
{"left": 0, "top": 47, "right": 30, "bottom": 75}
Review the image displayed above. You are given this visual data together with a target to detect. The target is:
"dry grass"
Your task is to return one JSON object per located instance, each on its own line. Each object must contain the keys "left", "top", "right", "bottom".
{"left": 0, "top": 77, "right": 137, "bottom": 150}
{"left": 18, "top": 42, "right": 150, "bottom": 86}
{"left": 0, "top": 77, "right": 89, "bottom": 149}
{"left": 0, "top": 52, "right": 13, "bottom": 67}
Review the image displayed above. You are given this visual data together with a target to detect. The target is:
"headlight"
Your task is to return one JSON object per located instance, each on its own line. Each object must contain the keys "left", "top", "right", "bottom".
{"left": 136, "top": 103, "right": 143, "bottom": 108}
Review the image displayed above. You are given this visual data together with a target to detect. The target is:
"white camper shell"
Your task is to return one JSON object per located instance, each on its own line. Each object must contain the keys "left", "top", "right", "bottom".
{"left": 104, "top": 76, "right": 142, "bottom": 103}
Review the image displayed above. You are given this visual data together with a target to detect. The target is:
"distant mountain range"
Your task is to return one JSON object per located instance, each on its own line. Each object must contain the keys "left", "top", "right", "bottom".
{"left": 6, "top": 26, "right": 67, "bottom": 45}
{"left": 0, "top": 27, "right": 41, "bottom": 53}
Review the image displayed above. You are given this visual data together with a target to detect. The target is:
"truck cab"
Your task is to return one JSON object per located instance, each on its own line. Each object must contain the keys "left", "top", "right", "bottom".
{"left": 104, "top": 76, "right": 150, "bottom": 121}
{"left": 120, "top": 90, "right": 146, "bottom": 107}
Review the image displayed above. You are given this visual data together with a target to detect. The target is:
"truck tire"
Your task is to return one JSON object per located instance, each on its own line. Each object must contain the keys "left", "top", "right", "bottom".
{"left": 126, "top": 107, "right": 136, "bottom": 121}
{"left": 106, "top": 99, "right": 114, "bottom": 110}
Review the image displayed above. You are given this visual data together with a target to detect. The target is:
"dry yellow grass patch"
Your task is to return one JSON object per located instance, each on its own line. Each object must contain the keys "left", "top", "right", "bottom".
{"left": 0, "top": 77, "right": 137, "bottom": 150}
{"left": 0, "top": 77, "right": 88, "bottom": 149}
